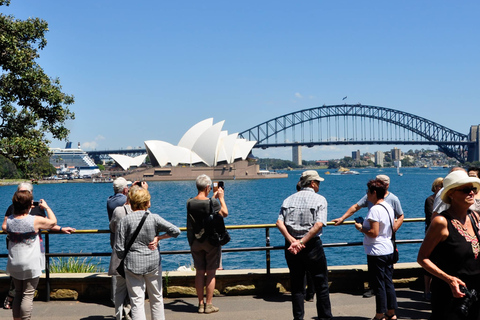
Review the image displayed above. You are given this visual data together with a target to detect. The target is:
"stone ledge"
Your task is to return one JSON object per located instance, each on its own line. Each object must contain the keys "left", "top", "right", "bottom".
{"left": 0, "top": 263, "right": 424, "bottom": 301}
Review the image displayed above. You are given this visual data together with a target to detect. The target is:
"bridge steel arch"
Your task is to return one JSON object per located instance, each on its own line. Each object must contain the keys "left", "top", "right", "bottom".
{"left": 239, "top": 104, "right": 473, "bottom": 163}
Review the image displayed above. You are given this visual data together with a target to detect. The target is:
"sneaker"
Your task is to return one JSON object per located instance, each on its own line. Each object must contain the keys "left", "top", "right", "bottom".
{"left": 198, "top": 304, "right": 205, "bottom": 313}
{"left": 363, "top": 289, "right": 374, "bottom": 298}
{"left": 204, "top": 304, "right": 219, "bottom": 314}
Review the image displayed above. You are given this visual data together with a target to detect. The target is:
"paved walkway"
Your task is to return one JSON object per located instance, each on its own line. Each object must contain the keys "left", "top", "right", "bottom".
{"left": 1, "top": 288, "right": 432, "bottom": 320}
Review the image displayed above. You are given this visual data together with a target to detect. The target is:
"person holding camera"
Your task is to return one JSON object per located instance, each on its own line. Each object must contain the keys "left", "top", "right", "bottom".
{"left": 2, "top": 182, "right": 75, "bottom": 310}
{"left": 186, "top": 174, "right": 228, "bottom": 314}
{"left": 354, "top": 178, "right": 398, "bottom": 320}
{"left": 2, "top": 190, "right": 57, "bottom": 320}
{"left": 418, "top": 170, "right": 480, "bottom": 320}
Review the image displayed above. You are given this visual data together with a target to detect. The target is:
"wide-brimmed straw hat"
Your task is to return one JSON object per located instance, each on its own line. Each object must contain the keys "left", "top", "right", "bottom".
{"left": 440, "top": 170, "right": 480, "bottom": 204}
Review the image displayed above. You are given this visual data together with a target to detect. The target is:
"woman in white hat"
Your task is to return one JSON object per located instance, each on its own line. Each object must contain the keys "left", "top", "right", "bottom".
{"left": 418, "top": 170, "right": 480, "bottom": 320}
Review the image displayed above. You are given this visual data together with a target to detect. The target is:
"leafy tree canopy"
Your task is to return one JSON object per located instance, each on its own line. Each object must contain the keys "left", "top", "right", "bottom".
{"left": 0, "top": 0, "right": 75, "bottom": 175}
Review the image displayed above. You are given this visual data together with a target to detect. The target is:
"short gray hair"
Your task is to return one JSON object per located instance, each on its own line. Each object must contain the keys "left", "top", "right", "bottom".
{"left": 17, "top": 182, "right": 33, "bottom": 193}
{"left": 196, "top": 174, "right": 212, "bottom": 192}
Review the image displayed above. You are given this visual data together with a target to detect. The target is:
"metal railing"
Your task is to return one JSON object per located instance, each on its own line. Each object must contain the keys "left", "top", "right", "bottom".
{"left": 0, "top": 218, "right": 425, "bottom": 301}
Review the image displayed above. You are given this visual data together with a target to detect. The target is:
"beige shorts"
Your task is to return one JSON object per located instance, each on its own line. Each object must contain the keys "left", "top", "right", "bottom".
{"left": 191, "top": 239, "right": 221, "bottom": 271}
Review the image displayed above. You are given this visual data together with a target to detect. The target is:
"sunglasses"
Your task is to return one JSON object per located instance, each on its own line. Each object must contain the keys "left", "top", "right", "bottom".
{"left": 455, "top": 187, "right": 478, "bottom": 195}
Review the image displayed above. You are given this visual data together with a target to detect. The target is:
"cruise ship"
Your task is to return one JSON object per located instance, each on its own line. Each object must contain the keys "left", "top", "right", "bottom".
{"left": 49, "top": 142, "right": 100, "bottom": 177}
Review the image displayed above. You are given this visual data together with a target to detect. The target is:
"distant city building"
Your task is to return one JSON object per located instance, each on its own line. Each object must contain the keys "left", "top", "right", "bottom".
{"left": 375, "top": 151, "right": 384, "bottom": 167}
{"left": 352, "top": 150, "right": 360, "bottom": 161}
{"left": 292, "top": 145, "right": 302, "bottom": 166}
{"left": 391, "top": 147, "right": 402, "bottom": 161}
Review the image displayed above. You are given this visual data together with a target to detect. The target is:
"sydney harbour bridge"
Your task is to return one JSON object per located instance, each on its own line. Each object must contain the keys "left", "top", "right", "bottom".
{"left": 88, "top": 104, "right": 480, "bottom": 164}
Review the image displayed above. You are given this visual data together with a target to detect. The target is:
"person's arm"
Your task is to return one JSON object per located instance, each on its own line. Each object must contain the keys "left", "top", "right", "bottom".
{"left": 115, "top": 219, "right": 126, "bottom": 259}
{"left": 355, "top": 219, "right": 379, "bottom": 238}
{"left": 393, "top": 214, "right": 404, "bottom": 232}
{"left": 332, "top": 203, "right": 361, "bottom": 225}
{"left": 417, "top": 215, "right": 465, "bottom": 298}
{"left": 2, "top": 216, "right": 7, "bottom": 232}
{"left": 49, "top": 225, "right": 76, "bottom": 234}
{"left": 214, "top": 188, "right": 228, "bottom": 217}
{"left": 34, "top": 200, "right": 57, "bottom": 231}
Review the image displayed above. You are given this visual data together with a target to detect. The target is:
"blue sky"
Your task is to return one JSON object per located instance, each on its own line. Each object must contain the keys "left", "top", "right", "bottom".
{"left": 3, "top": 1, "right": 479, "bottom": 160}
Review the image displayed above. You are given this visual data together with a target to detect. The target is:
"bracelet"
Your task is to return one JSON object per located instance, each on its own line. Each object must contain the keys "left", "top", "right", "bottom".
{"left": 60, "top": 227, "right": 63, "bottom": 232}
{"left": 300, "top": 239, "right": 304, "bottom": 245}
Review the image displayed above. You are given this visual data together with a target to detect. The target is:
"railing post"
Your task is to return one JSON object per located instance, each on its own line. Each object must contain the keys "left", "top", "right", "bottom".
{"left": 265, "top": 227, "right": 270, "bottom": 276}
{"left": 44, "top": 233, "right": 50, "bottom": 302}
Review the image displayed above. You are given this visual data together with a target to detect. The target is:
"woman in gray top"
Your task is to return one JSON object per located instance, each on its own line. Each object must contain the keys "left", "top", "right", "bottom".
{"left": 115, "top": 188, "right": 180, "bottom": 320}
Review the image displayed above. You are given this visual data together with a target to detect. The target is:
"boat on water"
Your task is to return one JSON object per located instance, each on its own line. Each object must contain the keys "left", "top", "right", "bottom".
{"left": 395, "top": 160, "right": 403, "bottom": 176}
{"left": 49, "top": 142, "right": 101, "bottom": 177}
{"left": 330, "top": 166, "right": 360, "bottom": 175}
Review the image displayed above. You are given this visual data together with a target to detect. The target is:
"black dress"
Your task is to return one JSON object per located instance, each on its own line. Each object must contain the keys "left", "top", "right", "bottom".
{"left": 430, "top": 211, "right": 480, "bottom": 320}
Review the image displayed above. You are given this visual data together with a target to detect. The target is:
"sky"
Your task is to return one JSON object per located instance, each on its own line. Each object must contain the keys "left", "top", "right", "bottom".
{"left": 2, "top": 1, "right": 479, "bottom": 160}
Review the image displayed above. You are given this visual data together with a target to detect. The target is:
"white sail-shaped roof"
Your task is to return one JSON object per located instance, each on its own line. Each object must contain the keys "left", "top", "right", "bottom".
{"left": 191, "top": 121, "right": 224, "bottom": 167}
{"left": 109, "top": 154, "right": 147, "bottom": 170}
{"left": 142, "top": 118, "right": 256, "bottom": 168}
{"left": 178, "top": 118, "right": 213, "bottom": 150}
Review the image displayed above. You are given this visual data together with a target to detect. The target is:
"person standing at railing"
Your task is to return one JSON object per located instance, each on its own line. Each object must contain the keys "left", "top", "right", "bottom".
{"left": 332, "top": 174, "right": 404, "bottom": 298}
{"left": 354, "top": 178, "right": 398, "bottom": 320}
{"left": 418, "top": 170, "right": 480, "bottom": 320}
{"left": 109, "top": 182, "right": 147, "bottom": 320}
{"left": 276, "top": 170, "right": 332, "bottom": 320}
{"left": 186, "top": 174, "right": 228, "bottom": 314}
{"left": 107, "top": 177, "right": 131, "bottom": 311}
{"left": 2, "top": 182, "right": 76, "bottom": 310}
{"left": 115, "top": 187, "right": 180, "bottom": 320}
{"left": 2, "top": 190, "right": 57, "bottom": 320}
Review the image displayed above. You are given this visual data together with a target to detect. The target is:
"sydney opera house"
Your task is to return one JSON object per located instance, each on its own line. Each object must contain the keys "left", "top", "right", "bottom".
{"left": 116, "top": 118, "right": 286, "bottom": 181}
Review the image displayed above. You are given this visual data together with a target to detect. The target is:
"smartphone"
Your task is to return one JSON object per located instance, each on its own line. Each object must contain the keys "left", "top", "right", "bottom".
{"left": 354, "top": 216, "right": 364, "bottom": 224}
{"left": 218, "top": 181, "right": 224, "bottom": 190}
{"left": 33, "top": 201, "right": 39, "bottom": 207}
{"left": 213, "top": 182, "right": 218, "bottom": 192}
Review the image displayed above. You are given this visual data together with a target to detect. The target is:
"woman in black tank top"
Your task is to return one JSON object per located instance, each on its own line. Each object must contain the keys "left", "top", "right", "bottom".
{"left": 418, "top": 170, "right": 480, "bottom": 320}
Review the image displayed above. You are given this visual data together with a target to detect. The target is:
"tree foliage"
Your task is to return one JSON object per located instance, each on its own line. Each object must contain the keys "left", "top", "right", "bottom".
{"left": 0, "top": 0, "right": 75, "bottom": 175}
{"left": 0, "top": 154, "right": 20, "bottom": 178}
{"left": 26, "top": 156, "right": 56, "bottom": 179}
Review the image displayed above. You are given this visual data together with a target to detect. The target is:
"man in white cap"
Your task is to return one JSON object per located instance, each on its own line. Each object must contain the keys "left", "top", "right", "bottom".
{"left": 332, "top": 174, "right": 404, "bottom": 297}
{"left": 107, "top": 177, "right": 131, "bottom": 318}
{"left": 276, "top": 170, "right": 332, "bottom": 320}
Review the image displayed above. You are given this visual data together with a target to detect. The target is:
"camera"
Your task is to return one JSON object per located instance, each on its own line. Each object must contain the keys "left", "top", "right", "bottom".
{"left": 213, "top": 181, "right": 224, "bottom": 192}
{"left": 134, "top": 181, "right": 143, "bottom": 187}
{"left": 33, "top": 201, "right": 39, "bottom": 207}
{"left": 456, "top": 285, "right": 478, "bottom": 317}
{"left": 354, "top": 216, "right": 364, "bottom": 224}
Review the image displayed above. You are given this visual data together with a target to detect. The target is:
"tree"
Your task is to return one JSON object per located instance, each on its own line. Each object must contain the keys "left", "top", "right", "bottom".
{"left": 0, "top": 154, "right": 20, "bottom": 178}
{"left": 0, "top": 0, "right": 75, "bottom": 175}
{"left": 26, "top": 156, "right": 56, "bottom": 179}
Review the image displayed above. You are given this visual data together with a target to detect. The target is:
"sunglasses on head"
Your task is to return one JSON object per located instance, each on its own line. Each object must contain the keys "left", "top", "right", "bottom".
{"left": 455, "top": 186, "right": 478, "bottom": 195}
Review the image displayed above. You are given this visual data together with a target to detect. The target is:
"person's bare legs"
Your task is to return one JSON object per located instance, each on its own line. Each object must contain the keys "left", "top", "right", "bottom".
{"left": 205, "top": 269, "right": 216, "bottom": 305}
{"left": 195, "top": 269, "right": 206, "bottom": 306}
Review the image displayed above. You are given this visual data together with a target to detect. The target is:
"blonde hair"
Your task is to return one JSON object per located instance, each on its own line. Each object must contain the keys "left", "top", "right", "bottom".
{"left": 431, "top": 177, "right": 444, "bottom": 193}
{"left": 129, "top": 188, "right": 151, "bottom": 211}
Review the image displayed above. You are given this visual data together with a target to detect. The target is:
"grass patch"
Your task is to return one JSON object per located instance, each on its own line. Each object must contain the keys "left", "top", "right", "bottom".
{"left": 49, "top": 257, "right": 105, "bottom": 273}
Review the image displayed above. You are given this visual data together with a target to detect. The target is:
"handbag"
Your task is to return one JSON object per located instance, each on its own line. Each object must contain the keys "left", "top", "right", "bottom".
{"left": 380, "top": 204, "right": 399, "bottom": 264}
{"left": 206, "top": 199, "right": 231, "bottom": 247}
{"left": 116, "top": 211, "right": 149, "bottom": 278}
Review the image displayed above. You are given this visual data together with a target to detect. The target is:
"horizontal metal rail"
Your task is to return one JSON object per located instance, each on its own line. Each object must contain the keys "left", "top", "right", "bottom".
{"left": 0, "top": 218, "right": 425, "bottom": 301}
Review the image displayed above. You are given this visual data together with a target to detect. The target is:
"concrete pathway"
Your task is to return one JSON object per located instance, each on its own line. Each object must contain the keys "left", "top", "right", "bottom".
{"left": 1, "top": 288, "right": 432, "bottom": 320}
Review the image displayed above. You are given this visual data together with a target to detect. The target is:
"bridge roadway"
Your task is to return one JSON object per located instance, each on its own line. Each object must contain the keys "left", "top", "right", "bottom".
{"left": 5, "top": 287, "right": 430, "bottom": 320}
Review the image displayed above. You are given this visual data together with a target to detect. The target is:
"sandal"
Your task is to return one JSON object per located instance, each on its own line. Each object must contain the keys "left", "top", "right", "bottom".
{"left": 386, "top": 315, "right": 397, "bottom": 320}
{"left": 3, "top": 295, "right": 13, "bottom": 310}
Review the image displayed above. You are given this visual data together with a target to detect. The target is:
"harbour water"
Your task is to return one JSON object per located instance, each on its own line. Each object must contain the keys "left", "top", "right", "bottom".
{"left": 0, "top": 167, "right": 449, "bottom": 272}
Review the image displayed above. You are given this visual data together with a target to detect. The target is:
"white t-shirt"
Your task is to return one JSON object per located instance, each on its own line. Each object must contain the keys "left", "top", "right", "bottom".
{"left": 362, "top": 202, "right": 394, "bottom": 256}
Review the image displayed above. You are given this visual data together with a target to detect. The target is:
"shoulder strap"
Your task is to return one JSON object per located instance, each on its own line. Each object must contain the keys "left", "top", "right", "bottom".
{"left": 379, "top": 203, "right": 396, "bottom": 243}
{"left": 124, "top": 211, "right": 149, "bottom": 255}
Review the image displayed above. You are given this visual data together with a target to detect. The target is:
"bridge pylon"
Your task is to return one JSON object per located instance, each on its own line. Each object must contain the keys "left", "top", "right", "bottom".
{"left": 292, "top": 144, "right": 302, "bottom": 166}
{"left": 468, "top": 125, "right": 480, "bottom": 163}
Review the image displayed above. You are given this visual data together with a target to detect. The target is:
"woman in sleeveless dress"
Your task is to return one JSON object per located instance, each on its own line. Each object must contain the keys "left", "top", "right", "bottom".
{"left": 2, "top": 190, "right": 57, "bottom": 320}
{"left": 418, "top": 170, "right": 480, "bottom": 320}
